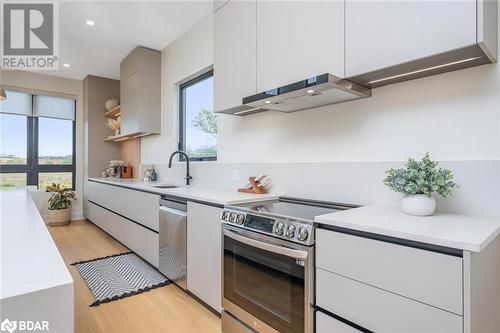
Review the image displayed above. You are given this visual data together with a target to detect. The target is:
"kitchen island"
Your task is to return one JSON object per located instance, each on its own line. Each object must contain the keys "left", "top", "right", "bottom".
{"left": 0, "top": 189, "right": 74, "bottom": 332}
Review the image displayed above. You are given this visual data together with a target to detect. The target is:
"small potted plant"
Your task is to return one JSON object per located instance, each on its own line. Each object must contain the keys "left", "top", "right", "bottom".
{"left": 46, "top": 183, "right": 76, "bottom": 226}
{"left": 383, "top": 153, "right": 458, "bottom": 216}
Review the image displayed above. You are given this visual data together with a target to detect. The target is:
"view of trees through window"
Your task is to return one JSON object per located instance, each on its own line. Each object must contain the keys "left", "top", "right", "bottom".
{"left": 180, "top": 72, "right": 216, "bottom": 160}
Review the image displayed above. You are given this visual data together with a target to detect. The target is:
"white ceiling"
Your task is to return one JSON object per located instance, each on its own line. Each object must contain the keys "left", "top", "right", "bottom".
{"left": 42, "top": 1, "right": 212, "bottom": 80}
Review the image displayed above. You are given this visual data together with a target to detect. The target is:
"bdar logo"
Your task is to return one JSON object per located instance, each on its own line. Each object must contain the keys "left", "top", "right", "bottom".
{"left": 0, "top": 319, "right": 17, "bottom": 333}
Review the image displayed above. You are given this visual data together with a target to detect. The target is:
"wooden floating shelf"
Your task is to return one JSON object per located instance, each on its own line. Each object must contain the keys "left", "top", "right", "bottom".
{"left": 103, "top": 105, "right": 121, "bottom": 118}
{"left": 104, "top": 132, "right": 156, "bottom": 143}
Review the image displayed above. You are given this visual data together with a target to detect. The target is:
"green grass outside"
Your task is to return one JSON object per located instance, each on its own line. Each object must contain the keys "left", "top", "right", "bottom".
{"left": 0, "top": 172, "right": 72, "bottom": 190}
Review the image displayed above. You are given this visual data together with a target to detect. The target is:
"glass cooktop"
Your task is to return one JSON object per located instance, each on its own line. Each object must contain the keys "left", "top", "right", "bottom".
{"left": 231, "top": 197, "right": 356, "bottom": 222}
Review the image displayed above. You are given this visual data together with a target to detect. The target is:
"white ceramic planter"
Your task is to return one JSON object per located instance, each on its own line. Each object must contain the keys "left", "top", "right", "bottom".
{"left": 401, "top": 194, "right": 436, "bottom": 216}
{"left": 47, "top": 207, "right": 71, "bottom": 226}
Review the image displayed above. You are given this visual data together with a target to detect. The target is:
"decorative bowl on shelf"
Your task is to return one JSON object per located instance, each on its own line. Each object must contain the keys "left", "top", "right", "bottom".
{"left": 105, "top": 99, "right": 119, "bottom": 111}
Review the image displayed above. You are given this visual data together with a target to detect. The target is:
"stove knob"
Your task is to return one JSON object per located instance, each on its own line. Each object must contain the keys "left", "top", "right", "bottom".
{"left": 298, "top": 227, "right": 309, "bottom": 241}
{"left": 286, "top": 224, "right": 296, "bottom": 239}
{"left": 236, "top": 214, "right": 245, "bottom": 225}
{"left": 222, "top": 211, "right": 230, "bottom": 221}
{"left": 275, "top": 222, "right": 285, "bottom": 235}
{"left": 229, "top": 212, "right": 237, "bottom": 223}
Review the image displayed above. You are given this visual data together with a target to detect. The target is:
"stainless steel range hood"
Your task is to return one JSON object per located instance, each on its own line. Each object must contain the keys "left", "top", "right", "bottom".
{"left": 217, "top": 74, "right": 371, "bottom": 116}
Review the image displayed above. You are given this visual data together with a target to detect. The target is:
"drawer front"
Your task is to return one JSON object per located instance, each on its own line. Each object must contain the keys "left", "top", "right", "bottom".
{"left": 316, "top": 311, "right": 361, "bottom": 333}
{"left": 316, "top": 268, "right": 463, "bottom": 333}
{"left": 316, "top": 229, "right": 462, "bottom": 314}
{"left": 87, "top": 180, "right": 159, "bottom": 231}
{"left": 87, "top": 201, "right": 159, "bottom": 267}
{"left": 87, "top": 201, "right": 114, "bottom": 235}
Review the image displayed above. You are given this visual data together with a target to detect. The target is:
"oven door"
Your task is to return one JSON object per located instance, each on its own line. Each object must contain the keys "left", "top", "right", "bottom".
{"left": 222, "top": 225, "right": 313, "bottom": 333}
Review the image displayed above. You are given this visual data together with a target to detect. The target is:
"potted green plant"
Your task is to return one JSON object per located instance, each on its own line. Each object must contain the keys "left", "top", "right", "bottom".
{"left": 46, "top": 183, "right": 76, "bottom": 226}
{"left": 383, "top": 153, "right": 458, "bottom": 216}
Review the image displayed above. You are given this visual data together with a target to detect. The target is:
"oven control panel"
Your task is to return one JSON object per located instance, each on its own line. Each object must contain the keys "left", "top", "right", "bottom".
{"left": 221, "top": 210, "right": 313, "bottom": 245}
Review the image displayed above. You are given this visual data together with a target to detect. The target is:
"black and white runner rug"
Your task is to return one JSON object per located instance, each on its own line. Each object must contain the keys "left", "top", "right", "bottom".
{"left": 72, "top": 252, "right": 170, "bottom": 306}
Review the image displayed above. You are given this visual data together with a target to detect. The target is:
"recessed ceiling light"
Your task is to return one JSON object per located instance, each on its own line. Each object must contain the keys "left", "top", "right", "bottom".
{"left": 264, "top": 100, "right": 272, "bottom": 104}
{"left": 306, "top": 89, "right": 315, "bottom": 94}
{"left": 86, "top": 20, "right": 95, "bottom": 26}
{"left": 63, "top": 63, "right": 70, "bottom": 68}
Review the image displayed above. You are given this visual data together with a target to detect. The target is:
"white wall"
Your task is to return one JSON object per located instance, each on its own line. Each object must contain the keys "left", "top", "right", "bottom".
{"left": 141, "top": 9, "right": 500, "bottom": 217}
{"left": 141, "top": 14, "right": 214, "bottom": 166}
{"left": 1, "top": 70, "right": 84, "bottom": 220}
{"left": 218, "top": 62, "right": 500, "bottom": 162}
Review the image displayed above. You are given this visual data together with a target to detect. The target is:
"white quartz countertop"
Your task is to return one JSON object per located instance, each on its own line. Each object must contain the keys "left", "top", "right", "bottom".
{"left": 315, "top": 204, "right": 500, "bottom": 252}
{"left": 0, "top": 189, "right": 73, "bottom": 299}
{"left": 88, "top": 177, "right": 279, "bottom": 205}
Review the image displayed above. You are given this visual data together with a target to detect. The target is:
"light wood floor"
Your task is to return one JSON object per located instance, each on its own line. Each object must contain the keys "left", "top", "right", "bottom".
{"left": 48, "top": 220, "right": 222, "bottom": 333}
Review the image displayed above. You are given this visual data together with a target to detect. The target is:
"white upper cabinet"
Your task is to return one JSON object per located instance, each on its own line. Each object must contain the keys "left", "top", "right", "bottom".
{"left": 256, "top": 0, "right": 344, "bottom": 92}
{"left": 213, "top": 0, "right": 229, "bottom": 12}
{"left": 214, "top": 0, "right": 257, "bottom": 112}
{"left": 345, "top": 0, "right": 477, "bottom": 77}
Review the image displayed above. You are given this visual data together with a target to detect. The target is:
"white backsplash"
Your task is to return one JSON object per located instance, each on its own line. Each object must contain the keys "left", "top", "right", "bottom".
{"left": 147, "top": 160, "right": 500, "bottom": 218}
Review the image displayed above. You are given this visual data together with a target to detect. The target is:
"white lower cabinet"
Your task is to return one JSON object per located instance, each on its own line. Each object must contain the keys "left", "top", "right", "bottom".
{"left": 315, "top": 228, "right": 463, "bottom": 333}
{"left": 316, "top": 229, "right": 463, "bottom": 314}
{"left": 316, "top": 311, "right": 361, "bottom": 333}
{"left": 87, "top": 180, "right": 160, "bottom": 231}
{"left": 87, "top": 201, "right": 159, "bottom": 267}
{"left": 186, "top": 202, "right": 223, "bottom": 313}
{"left": 316, "top": 268, "right": 462, "bottom": 333}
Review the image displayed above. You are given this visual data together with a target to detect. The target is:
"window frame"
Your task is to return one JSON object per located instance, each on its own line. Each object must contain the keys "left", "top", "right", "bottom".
{"left": 178, "top": 70, "right": 216, "bottom": 162}
{"left": 0, "top": 94, "right": 76, "bottom": 190}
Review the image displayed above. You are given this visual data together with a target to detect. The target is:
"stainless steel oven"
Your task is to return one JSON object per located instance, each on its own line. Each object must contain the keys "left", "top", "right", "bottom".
{"left": 223, "top": 225, "right": 314, "bottom": 333}
{"left": 220, "top": 198, "right": 355, "bottom": 333}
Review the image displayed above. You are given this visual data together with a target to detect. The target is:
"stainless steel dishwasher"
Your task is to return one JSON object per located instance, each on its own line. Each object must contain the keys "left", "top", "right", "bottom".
{"left": 159, "top": 197, "right": 187, "bottom": 290}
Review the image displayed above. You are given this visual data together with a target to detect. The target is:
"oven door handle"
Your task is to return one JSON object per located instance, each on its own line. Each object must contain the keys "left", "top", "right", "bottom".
{"left": 223, "top": 228, "right": 309, "bottom": 259}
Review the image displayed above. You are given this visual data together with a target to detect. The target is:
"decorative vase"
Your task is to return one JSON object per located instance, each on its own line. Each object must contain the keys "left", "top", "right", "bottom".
{"left": 401, "top": 195, "right": 436, "bottom": 216}
{"left": 105, "top": 99, "right": 119, "bottom": 111}
{"left": 47, "top": 207, "right": 71, "bottom": 226}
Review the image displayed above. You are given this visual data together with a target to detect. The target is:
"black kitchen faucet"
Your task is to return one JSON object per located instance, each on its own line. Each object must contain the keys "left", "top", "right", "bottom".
{"left": 168, "top": 150, "right": 192, "bottom": 185}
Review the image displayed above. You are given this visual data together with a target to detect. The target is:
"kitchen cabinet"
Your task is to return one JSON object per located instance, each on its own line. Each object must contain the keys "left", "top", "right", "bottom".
{"left": 316, "top": 268, "right": 462, "bottom": 332}
{"left": 214, "top": 1, "right": 497, "bottom": 111}
{"left": 120, "top": 46, "right": 161, "bottom": 136}
{"left": 316, "top": 229, "right": 462, "bottom": 314}
{"left": 213, "top": 0, "right": 229, "bottom": 12}
{"left": 316, "top": 228, "right": 464, "bottom": 332}
{"left": 87, "top": 180, "right": 159, "bottom": 231}
{"left": 85, "top": 180, "right": 160, "bottom": 267}
{"left": 315, "top": 226, "right": 500, "bottom": 333}
{"left": 256, "top": 0, "right": 344, "bottom": 92}
{"left": 186, "top": 201, "right": 223, "bottom": 312}
{"left": 316, "top": 311, "right": 360, "bottom": 333}
{"left": 214, "top": 0, "right": 256, "bottom": 112}
{"left": 345, "top": 0, "right": 477, "bottom": 77}
{"left": 87, "top": 200, "right": 159, "bottom": 267}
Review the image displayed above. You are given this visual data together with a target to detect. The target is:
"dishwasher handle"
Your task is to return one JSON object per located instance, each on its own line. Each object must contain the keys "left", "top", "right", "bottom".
{"left": 159, "top": 205, "right": 187, "bottom": 217}
{"left": 160, "top": 198, "right": 187, "bottom": 212}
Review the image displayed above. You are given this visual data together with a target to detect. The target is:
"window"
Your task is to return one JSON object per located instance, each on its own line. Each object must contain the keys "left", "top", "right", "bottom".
{"left": 0, "top": 90, "right": 76, "bottom": 190}
{"left": 179, "top": 70, "right": 216, "bottom": 161}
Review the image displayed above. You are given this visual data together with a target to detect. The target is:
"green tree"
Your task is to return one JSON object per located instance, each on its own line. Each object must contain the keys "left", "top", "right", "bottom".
{"left": 192, "top": 109, "right": 217, "bottom": 138}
